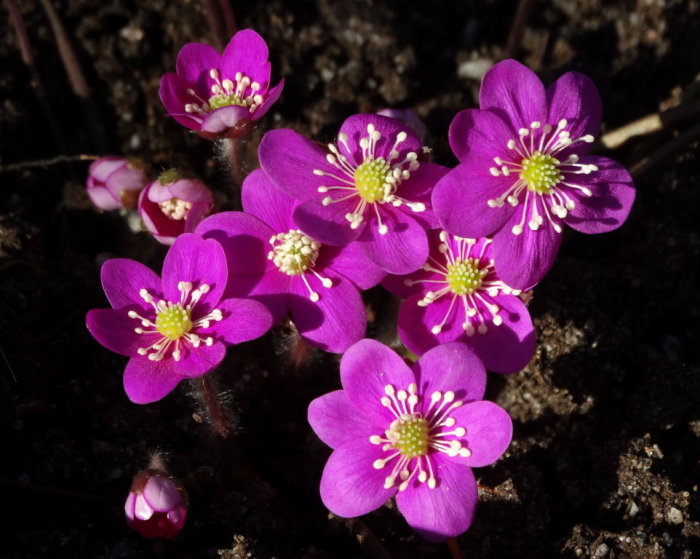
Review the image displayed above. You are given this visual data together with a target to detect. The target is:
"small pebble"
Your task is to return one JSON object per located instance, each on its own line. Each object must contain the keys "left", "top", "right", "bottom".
{"left": 666, "top": 507, "right": 683, "bottom": 524}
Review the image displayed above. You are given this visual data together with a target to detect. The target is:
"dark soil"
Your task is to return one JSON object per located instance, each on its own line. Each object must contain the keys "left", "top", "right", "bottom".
{"left": 1, "top": 0, "right": 699, "bottom": 557}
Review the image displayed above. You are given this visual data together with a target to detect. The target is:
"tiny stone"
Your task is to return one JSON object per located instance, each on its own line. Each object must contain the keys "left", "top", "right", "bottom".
{"left": 629, "top": 501, "right": 639, "bottom": 517}
{"left": 457, "top": 58, "right": 494, "bottom": 80}
{"left": 593, "top": 543, "right": 609, "bottom": 557}
{"left": 666, "top": 507, "right": 683, "bottom": 524}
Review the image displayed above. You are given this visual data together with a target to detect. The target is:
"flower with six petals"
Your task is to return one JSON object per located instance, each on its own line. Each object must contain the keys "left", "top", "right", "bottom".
{"left": 86, "top": 233, "right": 273, "bottom": 403}
{"left": 308, "top": 339, "right": 512, "bottom": 541}
{"left": 159, "top": 29, "right": 284, "bottom": 139}
{"left": 259, "top": 114, "right": 448, "bottom": 274}
{"left": 433, "top": 59, "right": 635, "bottom": 289}
{"left": 384, "top": 230, "right": 535, "bottom": 373}
{"left": 196, "top": 169, "right": 384, "bottom": 353}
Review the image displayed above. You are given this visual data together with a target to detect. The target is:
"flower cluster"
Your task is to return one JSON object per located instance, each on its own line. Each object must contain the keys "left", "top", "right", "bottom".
{"left": 86, "top": 30, "right": 635, "bottom": 545}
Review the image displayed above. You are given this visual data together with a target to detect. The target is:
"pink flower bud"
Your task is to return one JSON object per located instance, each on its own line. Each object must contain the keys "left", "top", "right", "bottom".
{"left": 86, "top": 157, "right": 148, "bottom": 210}
{"left": 138, "top": 169, "right": 214, "bottom": 245}
{"left": 124, "top": 470, "right": 188, "bottom": 540}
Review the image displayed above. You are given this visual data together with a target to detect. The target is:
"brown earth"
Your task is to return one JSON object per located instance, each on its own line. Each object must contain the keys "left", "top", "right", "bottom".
{"left": 1, "top": 0, "right": 699, "bottom": 557}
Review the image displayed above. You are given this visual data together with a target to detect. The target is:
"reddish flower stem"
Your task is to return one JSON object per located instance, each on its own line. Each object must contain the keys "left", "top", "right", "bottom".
{"left": 4, "top": 0, "right": 63, "bottom": 149}
{"left": 217, "top": 0, "right": 238, "bottom": 37}
{"left": 504, "top": 0, "right": 534, "bottom": 59}
{"left": 192, "top": 374, "right": 233, "bottom": 438}
{"left": 446, "top": 538, "right": 464, "bottom": 559}
{"left": 200, "top": 0, "right": 224, "bottom": 50}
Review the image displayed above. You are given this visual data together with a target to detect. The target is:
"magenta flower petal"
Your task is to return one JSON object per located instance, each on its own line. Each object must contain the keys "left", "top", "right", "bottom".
{"left": 563, "top": 155, "right": 636, "bottom": 234}
{"left": 86, "top": 309, "right": 150, "bottom": 356}
{"left": 448, "top": 108, "right": 514, "bottom": 162}
{"left": 465, "top": 295, "right": 535, "bottom": 374}
{"left": 546, "top": 71, "right": 602, "bottom": 142}
{"left": 101, "top": 258, "right": 163, "bottom": 310}
{"left": 175, "top": 42, "right": 221, "bottom": 92}
{"left": 358, "top": 208, "right": 428, "bottom": 275}
{"left": 159, "top": 73, "right": 204, "bottom": 131}
{"left": 412, "top": 343, "right": 487, "bottom": 404}
{"left": 220, "top": 30, "right": 271, "bottom": 89}
{"left": 250, "top": 77, "right": 284, "bottom": 121}
{"left": 479, "top": 59, "right": 546, "bottom": 127}
{"left": 493, "top": 205, "right": 563, "bottom": 290}
{"left": 340, "top": 339, "right": 415, "bottom": 426}
{"left": 123, "top": 358, "right": 189, "bottom": 405}
{"left": 433, "top": 163, "right": 516, "bottom": 238}
{"left": 142, "top": 476, "right": 183, "bottom": 513}
{"left": 161, "top": 234, "right": 227, "bottom": 312}
{"left": 449, "top": 401, "right": 513, "bottom": 468}
{"left": 395, "top": 456, "right": 477, "bottom": 542}
{"left": 320, "top": 438, "right": 396, "bottom": 517}
{"left": 338, "top": 113, "right": 421, "bottom": 162}
{"left": 308, "top": 390, "right": 377, "bottom": 449}
{"left": 212, "top": 298, "right": 273, "bottom": 345}
{"left": 288, "top": 270, "right": 366, "bottom": 354}
{"left": 318, "top": 241, "right": 385, "bottom": 290}
{"left": 242, "top": 168, "right": 296, "bottom": 233}
{"left": 201, "top": 105, "right": 252, "bottom": 135}
{"left": 293, "top": 196, "right": 362, "bottom": 246}
{"left": 196, "top": 211, "right": 273, "bottom": 297}
{"left": 259, "top": 129, "right": 337, "bottom": 200}
{"left": 398, "top": 291, "right": 464, "bottom": 354}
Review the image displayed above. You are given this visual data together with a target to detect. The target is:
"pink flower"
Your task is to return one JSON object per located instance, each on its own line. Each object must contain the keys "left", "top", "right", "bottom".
{"left": 259, "top": 114, "right": 448, "bottom": 274}
{"left": 86, "top": 234, "right": 273, "bottom": 404}
{"left": 384, "top": 230, "right": 535, "bottom": 373}
{"left": 308, "top": 339, "right": 512, "bottom": 542}
{"left": 125, "top": 470, "right": 187, "bottom": 539}
{"left": 159, "top": 29, "right": 284, "bottom": 139}
{"left": 196, "top": 169, "right": 384, "bottom": 353}
{"left": 433, "top": 59, "right": 635, "bottom": 289}
{"left": 138, "top": 169, "right": 213, "bottom": 245}
{"left": 86, "top": 156, "right": 148, "bottom": 210}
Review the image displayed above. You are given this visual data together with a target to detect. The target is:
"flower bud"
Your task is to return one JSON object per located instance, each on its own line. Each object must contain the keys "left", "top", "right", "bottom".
{"left": 124, "top": 470, "right": 188, "bottom": 539}
{"left": 86, "top": 157, "right": 148, "bottom": 210}
{"left": 138, "top": 169, "right": 214, "bottom": 245}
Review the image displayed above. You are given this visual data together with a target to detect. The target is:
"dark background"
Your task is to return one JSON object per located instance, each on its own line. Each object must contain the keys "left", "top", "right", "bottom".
{"left": 1, "top": 0, "right": 698, "bottom": 557}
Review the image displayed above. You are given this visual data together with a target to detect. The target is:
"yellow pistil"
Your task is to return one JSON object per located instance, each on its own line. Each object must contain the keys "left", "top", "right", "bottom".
{"left": 155, "top": 304, "right": 193, "bottom": 341}
{"left": 354, "top": 158, "right": 391, "bottom": 203}
{"left": 519, "top": 150, "right": 563, "bottom": 194}
{"left": 446, "top": 258, "right": 487, "bottom": 296}
{"left": 388, "top": 415, "right": 429, "bottom": 458}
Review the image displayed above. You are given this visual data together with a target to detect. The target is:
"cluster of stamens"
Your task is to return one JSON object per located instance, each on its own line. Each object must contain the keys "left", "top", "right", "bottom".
{"left": 313, "top": 124, "right": 424, "bottom": 234}
{"left": 486, "top": 119, "right": 598, "bottom": 235}
{"left": 158, "top": 198, "right": 192, "bottom": 220}
{"left": 128, "top": 281, "right": 223, "bottom": 361}
{"left": 369, "top": 383, "right": 470, "bottom": 491}
{"left": 184, "top": 69, "right": 264, "bottom": 116}
{"left": 405, "top": 232, "right": 519, "bottom": 336}
{"left": 268, "top": 229, "right": 332, "bottom": 302}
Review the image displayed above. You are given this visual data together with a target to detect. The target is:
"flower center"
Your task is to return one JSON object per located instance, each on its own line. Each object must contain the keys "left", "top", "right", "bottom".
{"left": 184, "top": 69, "right": 264, "bottom": 117}
{"left": 129, "top": 282, "right": 223, "bottom": 362}
{"left": 267, "top": 230, "right": 332, "bottom": 302}
{"left": 269, "top": 229, "right": 321, "bottom": 275}
{"left": 370, "top": 383, "right": 471, "bottom": 491}
{"left": 485, "top": 120, "right": 599, "bottom": 235}
{"left": 155, "top": 304, "right": 193, "bottom": 340}
{"left": 446, "top": 258, "right": 486, "bottom": 296}
{"left": 354, "top": 158, "right": 391, "bottom": 203}
{"left": 158, "top": 198, "right": 192, "bottom": 220}
{"left": 407, "top": 233, "right": 519, "bottom": 336}
{"left": 388, "top": 415, "right": 429, "bottom": 458}
{"left": 519, "top": 151, "right": 563, "bottom": 194}
{"left": 313, "top": 124, "right": 424, "bottom": 235}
